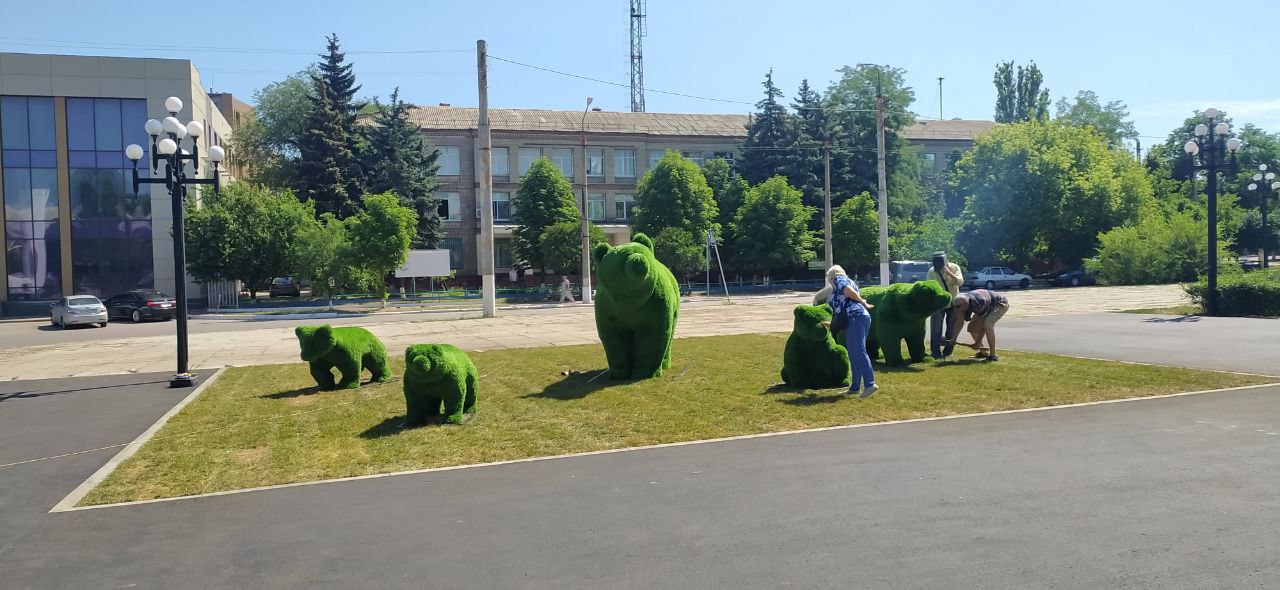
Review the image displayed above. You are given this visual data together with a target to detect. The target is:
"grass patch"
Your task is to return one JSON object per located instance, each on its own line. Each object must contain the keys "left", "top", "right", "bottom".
{"left": 81, "top": 334, "right": 1271, "bottom": 505}
{"left": 1118, "top": 305, "right": 1201, "bottom": 316}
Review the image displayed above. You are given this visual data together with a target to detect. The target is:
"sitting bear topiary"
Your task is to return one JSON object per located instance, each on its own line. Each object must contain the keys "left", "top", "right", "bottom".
{"left": 592, "top": 232, "right": 680, "bottom": 379}
{"left": 294, "top": 324, "right": 391, "bottom": 389}
{"left": 859, "top": 280, "right": 953, "bottom": 366}
{"left": 402, "top": 344, "right": 478, "bottom": 426}
{"left": 781, "top": 303, "right": 851, "bottom": 389}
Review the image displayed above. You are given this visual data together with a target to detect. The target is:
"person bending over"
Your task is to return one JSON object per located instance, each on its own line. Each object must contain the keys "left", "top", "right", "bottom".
{"left": 945, "top": 288, "right": 1009, "bottom": 361}
{"left": 823, "top": 265, "right": 878, "bottom": 398}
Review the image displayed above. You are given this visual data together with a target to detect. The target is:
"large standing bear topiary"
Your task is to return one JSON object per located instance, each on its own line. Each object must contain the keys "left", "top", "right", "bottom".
{"left": 859, "top": 280, "right": 953, "bottom": 366}
{"left": 592, "top": 233, "right": 680, "bottom": 379}
{"left": 403, "top": 344, "right": 478, "bottom": 426}
{"left": 781, "top": 303, "right": 851, "bottom": 389}
{"left": 295, "top": 324, "right": 392, "bottom": 389}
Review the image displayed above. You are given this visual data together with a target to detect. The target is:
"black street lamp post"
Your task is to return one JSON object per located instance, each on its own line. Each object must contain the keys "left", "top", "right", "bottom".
{"left": 1247, "top": 163, "right": 1278, "bottom": 269}
{"left": 1183, "top": 108, "right": 1242, "bottom": 316}
{"left": 123, "top": 96, "right": 224, "bottom": 388}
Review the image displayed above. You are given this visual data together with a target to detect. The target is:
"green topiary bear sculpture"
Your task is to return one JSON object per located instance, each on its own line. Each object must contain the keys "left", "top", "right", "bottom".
{"left": 859, "top": 280, "right": 953, "bottom": 366}
{"left": 403, "top": 344, "right": 478, "bottom": 426}
{"left": 592, "top": 232, "right": 680, "bottom": 379}
{"left": 294, "top": 324, "right": 391, "bottom": 389}
{"left": 781, "top": 303, "right": 851, "bottom": 389}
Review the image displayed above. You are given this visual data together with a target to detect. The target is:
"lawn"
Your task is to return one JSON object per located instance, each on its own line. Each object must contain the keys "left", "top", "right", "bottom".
{"left": 81, "top": 333, "right": 1271, "bottom": 505}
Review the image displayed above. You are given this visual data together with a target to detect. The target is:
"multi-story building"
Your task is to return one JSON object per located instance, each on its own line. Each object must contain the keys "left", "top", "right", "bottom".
{"left": 412, "top": 106, "right": 995, "bottom": 279}
{"left": 0, "top": 52, "right": 233, "bottom": 311}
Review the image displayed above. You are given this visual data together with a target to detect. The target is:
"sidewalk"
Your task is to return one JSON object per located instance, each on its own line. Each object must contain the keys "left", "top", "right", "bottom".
{"left": 0, "top": 284, "right": 1187, "bottom": 381}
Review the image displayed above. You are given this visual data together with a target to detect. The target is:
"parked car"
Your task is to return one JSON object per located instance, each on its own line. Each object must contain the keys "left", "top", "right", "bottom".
{"left": 269, "top": 276, "right": 302, "bottom": 298}
{"left": 1052, "top": 266, "right": 1098, "bottom": 287}
{"left": 50, "top": 295, "right": 108, "bottom": 328}
{"left": 104, "top": 290, "right": 176, "bottom": 322}
{"left": 889, "top": 260, "right": 932, "bottom": 284}
{"left": 964, "top": 266, "right": 1033, "bottom": 289}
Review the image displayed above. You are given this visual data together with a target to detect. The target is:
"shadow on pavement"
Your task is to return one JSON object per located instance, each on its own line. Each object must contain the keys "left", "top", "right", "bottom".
{"left": 1143, "top": 315, "right": 1202, "bottom": 323}
{"left": 0, "top": 378, "right": 170, "bottom": 403}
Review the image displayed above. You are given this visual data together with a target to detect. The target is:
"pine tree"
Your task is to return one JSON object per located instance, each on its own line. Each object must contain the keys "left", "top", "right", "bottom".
{"left": 316, "top": 33, "right": 362, "bottom": 126}
{"left": 296, "top": 34, "right": 365, "bottom": 218}
{"left": 365, "top": 88, "right": 443, "bottom": 248}
{"left": 738, "top": 70, "right": 797, "bottom": 186}
{"left": 789, "top": 79, "right": 826, "bottom": 224}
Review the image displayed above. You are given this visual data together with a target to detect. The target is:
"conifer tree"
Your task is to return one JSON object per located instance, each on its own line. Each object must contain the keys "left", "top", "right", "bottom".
{"left": 296, "top": 34, "right": 365, "bottom": 218}
{"left": 365, "top": 88, "right": 443, "bottom": 248}
{"left": 738, "top": 70, "right": 797, "bottom": 186}
{"left": 789, "top": 79, "right": 826, "bottom": 222}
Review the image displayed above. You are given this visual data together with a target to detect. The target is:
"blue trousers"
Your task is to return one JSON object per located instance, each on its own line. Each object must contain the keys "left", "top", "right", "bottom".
{"left": 844, "top": 311, "right": 875, "bottom": 390}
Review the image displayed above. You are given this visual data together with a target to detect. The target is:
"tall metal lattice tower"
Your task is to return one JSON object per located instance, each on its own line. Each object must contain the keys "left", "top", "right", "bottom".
{"left": 629, "top": 0, "right": 646, "bottom": 112}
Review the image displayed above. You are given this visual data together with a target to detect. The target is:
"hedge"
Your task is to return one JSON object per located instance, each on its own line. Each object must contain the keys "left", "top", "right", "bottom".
{"left": 1185, "top": 268, "right": 1280, "bottom": 317}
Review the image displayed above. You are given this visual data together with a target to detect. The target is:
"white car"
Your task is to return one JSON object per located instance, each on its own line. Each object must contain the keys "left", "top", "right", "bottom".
{"left": 964, "top": 266, "right": 1033, "bottom": 290}
{"left": 50, "top": 295, "right": 108, "bottom": 328}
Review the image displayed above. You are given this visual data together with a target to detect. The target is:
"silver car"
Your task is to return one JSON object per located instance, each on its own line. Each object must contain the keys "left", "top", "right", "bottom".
{"left": 50, "top": 295, "right": 108, "bottom": 328}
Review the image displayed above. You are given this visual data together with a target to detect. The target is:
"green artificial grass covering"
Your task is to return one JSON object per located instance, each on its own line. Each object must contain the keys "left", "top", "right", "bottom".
{"left": 295, "top": 324, "right": 392, "bottom": 389}
{"left": 861, "top": 281, "right": 953, "bottom": 365}
{"left": 592, "top": 232, "right": 680, "bottom": 379}
{"left": 403, "top": 344, "right": 479, "bottom": 426}
{"left": 781, "top": 303, "right": 851, "bottom": 389}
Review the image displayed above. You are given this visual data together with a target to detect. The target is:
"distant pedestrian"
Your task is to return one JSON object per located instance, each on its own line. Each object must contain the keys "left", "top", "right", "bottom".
{"left": 559, "top": 276, "right": 575, "bottom": 303}
{"left": 945, "top": 288, "right": 1009, "bottom": 361}
{"left": 823, "top": 265, "right": 878, "bottom": 398}
{"left": 926, "top": 251, "right": 964, "bottom": 358}
{"left": 509, "top": 268, "right": 518, "bottom": 285}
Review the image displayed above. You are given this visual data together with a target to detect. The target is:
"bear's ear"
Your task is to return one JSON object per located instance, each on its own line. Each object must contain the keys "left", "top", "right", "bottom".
{"left": 625, "top": 253, "right": 650, "bottom": 280}
{"left": 592, "top": 242, "right": 612, "bottom": 265}
{"left": 405, "top": 346, "right": 417, "bottom": 361}
{"left": 632, "top": 232, "right": 654, "bottom": 252}
{"left": 794, "top": 306, "right": 806, "bottom": 319}
{"left": 414, "top": 355, "right": 432, "bottom": 372}
{"left": 294, "top": 326, "right": 309, "bottom": 339}
{"left": 315, "top": 325, "right": 333, "bottom": 342}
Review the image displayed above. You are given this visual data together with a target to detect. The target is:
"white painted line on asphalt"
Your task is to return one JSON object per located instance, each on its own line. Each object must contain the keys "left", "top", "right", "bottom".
{"left": 56, "top": 380, "right": 1279, "bottom": 513}
{"left": 49, "top": 367, "right": 226, "bottom": 513}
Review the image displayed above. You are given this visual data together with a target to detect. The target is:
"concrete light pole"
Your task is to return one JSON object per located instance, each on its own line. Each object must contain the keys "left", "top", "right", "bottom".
{"left": 580, "top": 98, "right": 594, "bottom": 304}
{"left": 476, "top": 40, "right": 496, "bottom": 317}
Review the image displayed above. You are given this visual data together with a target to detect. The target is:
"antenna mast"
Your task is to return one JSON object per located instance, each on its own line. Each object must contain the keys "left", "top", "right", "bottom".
{"left": 630, "top": 0, "right": 646, "bottom": 112}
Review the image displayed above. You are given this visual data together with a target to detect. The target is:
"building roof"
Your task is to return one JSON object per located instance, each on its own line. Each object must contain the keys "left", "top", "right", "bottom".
{"left": 408, "top": 106, "right": 750, "bottom": 137}
{"left": 899, "top": 119, "right": 997, "bottom": 141}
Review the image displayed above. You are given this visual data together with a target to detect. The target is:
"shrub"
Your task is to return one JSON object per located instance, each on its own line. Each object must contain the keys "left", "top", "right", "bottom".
{"left": 1092, "top": 208, "right": 1237, "bottom": 285}
{"left": 1185, "top": 268, "right": 1280, "bottom": 317}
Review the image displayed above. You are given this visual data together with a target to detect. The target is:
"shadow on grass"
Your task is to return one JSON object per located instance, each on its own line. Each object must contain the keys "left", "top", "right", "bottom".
{"left": 523, "top": 368, "right": 635, "bottom": 400}
{"left": 359, "top": 412, "right": 475, "bottom": 439}
{"left": 778, "top": 390, "right": 848, "bottom": 406}
{"left": 261, "top": 376, "right": 398, "bottom": 399}
{"left": 1143, "top": 315, "right": 1202, "bottom": 323}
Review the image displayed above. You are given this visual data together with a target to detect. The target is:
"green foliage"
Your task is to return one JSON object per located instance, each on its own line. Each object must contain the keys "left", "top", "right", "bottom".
{"left": 296, "top": 35, "right": 365, "bottom": 218}
{"left": 860, "top": 281, "right": 953, "bottom": 365}
{"left": 1091, "top": 207, "right": 1239, "bottom": 285}
{"left": 540, "top": 221, "right": 607, "bottom": 275}
{"left": 652, "top": 227, "right": 708, "bottom": 281}
{"left": 183, "top": 183, "right": 314, "bottom": 297}
{"left": 364, "top": 88, "right": 442, "bottom": 248}
{"left": 993, "top": 60, "right": 1050, "bottom": 123}
{"left": 513, "top": 158, "right": 579, "bottom": 272}
{"left": 954, "top": 120, "right": 1151, "bottom": 266}
{"left": 891, "top": 216, "right": 967, "bottom": 268}
{"left": 732, "top": 176, "right": 816, "bottom": 274}
{"left": 1185, "top": 268, "right": 1280, "bottom": 317}
{"left": 1237, "top": 207, "right": 1280, "bottom": 255}
{"left": 738, "top": 70, "right": 798, "bottom": 186}
{"left": 781, "top": 303, "right": 851, "bottom": 389}
{"left": 1054, "top": 90, "right": 1138, "bottom": 148}
{"left": 346, "top": 192, "right": 417, "bottom": 300}
{"left": 294, "top": 324, "right": 391, "bottom": 390}
{"left": 228, "top": 68, "right": 314, "bottom": 187}
{"left": 701, "top": 158, "right": 748, "bottom": 268}
{"left": 634, "top": 151, "right": 719, "bottom": 241}
{"left": 832, "top": 192, "right": 878, "bottom": 270}
{"left": 592, "top": 233, "right": 681, "bottom": 379}
{"left": 293, "top": 213, "right": 372, "bottom": 297}
{"left": 403, "top": 343, "right": 478, "bottom": 426}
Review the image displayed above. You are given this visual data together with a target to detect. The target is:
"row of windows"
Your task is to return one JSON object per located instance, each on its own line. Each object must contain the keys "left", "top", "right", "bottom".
{"left": 434, "top": 191, "right": 636, "bottom": 223}
{"left": 434, "top": 145, "right": 736, "bottom": 179}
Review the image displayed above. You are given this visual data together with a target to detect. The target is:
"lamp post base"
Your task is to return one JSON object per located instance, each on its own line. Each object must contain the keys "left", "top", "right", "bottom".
{"left": 169, "top": 372, "right": 197, "bottom": 388}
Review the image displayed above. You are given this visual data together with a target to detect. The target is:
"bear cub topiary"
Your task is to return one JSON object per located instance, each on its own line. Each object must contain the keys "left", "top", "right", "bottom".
{"left": 781, "top": 303, "right": 851, "bottom": 389}
{"left": 295, "top": 324, "right": 391, "bottom": 389}
{"left": 592, "top": 232, "right": 680, "bottom": 380}
{"left": 403, "top": 344, "right": 478, "bottom": 426}
{"left": 859, "top": 280, "right": 953, "bottom": 366}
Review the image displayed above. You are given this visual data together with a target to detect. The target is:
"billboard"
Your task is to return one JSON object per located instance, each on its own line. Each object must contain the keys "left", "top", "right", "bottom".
{"left": 395, "top": 249, "right": 451, "bottom": 278}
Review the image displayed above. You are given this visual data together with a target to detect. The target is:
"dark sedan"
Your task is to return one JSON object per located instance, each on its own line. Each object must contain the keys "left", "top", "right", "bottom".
{"left": 1051, "top": 267, "right": 1098, "bottom": 287}
{"left": 104, "top": 290, "right": 177, "bottom": 322}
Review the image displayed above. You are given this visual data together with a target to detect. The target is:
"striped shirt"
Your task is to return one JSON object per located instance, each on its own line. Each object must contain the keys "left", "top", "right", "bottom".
{"left": 960, "top": 289, "right": 1007, "bottom": 319}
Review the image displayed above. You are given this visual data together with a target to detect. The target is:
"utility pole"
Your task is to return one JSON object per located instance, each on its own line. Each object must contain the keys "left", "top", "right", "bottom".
{"left": 476, "top": 40, "right": 496, "bottom": 317}
{"left": 1135, "top": 138, "right": 1141, "bottom": 162}
{"left": 875, "top": 92, "right": 889, "bottom": 286}
{"left": 823, "top": 133, "right": 833, "bottom": 268}
{"left": 937, "top": 77, "right": 944, "bottom": 120}
{"left": 580, "top": 98, "right": 594, "bottom": 304}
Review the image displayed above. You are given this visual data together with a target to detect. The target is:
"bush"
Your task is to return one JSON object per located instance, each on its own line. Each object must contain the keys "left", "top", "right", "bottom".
{"left": 1185, "top": 268, "right": 1280, "bottom": 317}
{"left": 1092, "top": 208, "right": 1236, "bottom": 285}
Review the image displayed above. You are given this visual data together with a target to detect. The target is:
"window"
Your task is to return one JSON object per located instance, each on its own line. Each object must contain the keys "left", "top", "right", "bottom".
{"left": 495, "top": 238, "right": 513, "bottom": 268}
{"left": 492, "top": 147, "right": 509, "bottom": 177}
{"left": 493, "top": 191, "right": 512, "bottom": 222}
{"left": 649, "top": 149, "right": 665, "bottom": 171}
{"left": 587, "top": 148, "right": 604, "bottom": 178}
{"left": 438, "top": 192, "right": 462, "bottom": 221}
{"left": 712, "top": 151, "right": 735, "bottom": 164}
{"left": 551, "top": 148, "right": 573, "bottom": 177}
{"left": 681, "top": 150, "right": 705, "bottom": 167}
{"left": 588, "top": 192, "right": 605, "bottom": 221}
{"left": 3, "top": 96, "right": 64, "bottom": 300}
{"left": 518, "top": 148, "right": 540, "bottom": 175}
{"left": 441, "top": 238, "right": 464, "bottom": 269}
{"left": 438, "top": 146, "right": 460, "bottom": 175}
{"left": 614, "top": 193, "right": 635, "bottom": 221}
{"left": 920, "top": 153, "right": 937, "bottom": 170}
{"left": 614, "top": 148, "right": 636, "bottom": 179}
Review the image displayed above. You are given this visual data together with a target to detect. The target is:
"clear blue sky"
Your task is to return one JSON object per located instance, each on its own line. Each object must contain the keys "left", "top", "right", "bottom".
{"left": 3, "top": 0, "right": 1278, "bottom": 147}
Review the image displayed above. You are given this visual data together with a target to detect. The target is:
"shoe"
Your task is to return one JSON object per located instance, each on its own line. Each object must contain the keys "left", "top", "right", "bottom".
{"left": 985, "top": 355, "right": 999, "bottom": 362}
{"left": 859, "top": 384, "right": 878, "bottom": 399}
{"left": 845, "top": 387, "right": 859, "bottom": 396}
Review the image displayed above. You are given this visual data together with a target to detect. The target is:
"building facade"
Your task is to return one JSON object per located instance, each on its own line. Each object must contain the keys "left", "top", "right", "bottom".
{"left": 899, "top": 119, "right": 997, "bottom": 171}
{"left": 0, "top": 52, "right": 233, "bottom": 310}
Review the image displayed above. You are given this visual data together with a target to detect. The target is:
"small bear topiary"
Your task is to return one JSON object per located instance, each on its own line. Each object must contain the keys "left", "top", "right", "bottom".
{"left": 781, "top": 303, "right": 851, "bottom": 389}
{"left": 592, "top": 232, "right": 680, "bottom": 379}
{"left": 859, "top": 280, "right": 953, "bottom": 365}
{"left": 294, "top": 324, "right": 391, "bottom": 389}
{"left": 403, "top": 344, "right": 478, "bottom": 426}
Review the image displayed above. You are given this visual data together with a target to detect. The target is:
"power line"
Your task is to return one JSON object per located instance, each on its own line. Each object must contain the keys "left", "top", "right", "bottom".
{"left": 489, "top": 54, "right": 756, "bottom": 106}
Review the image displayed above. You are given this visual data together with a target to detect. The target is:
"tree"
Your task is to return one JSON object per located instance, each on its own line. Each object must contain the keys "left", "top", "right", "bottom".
{"left": 294, "top": 213, "right": 372, "bottom": 300}
{"left": 227, "top": 69, "right": 314, "bottom": 187}
{"left": 1054, "top": 90, "right": 1138, "bottom": 149}
{"left": 540, "top": 221, "right": 607, "bottom": 275}
{"left": 832, "top": 192, "right": 878, "bottom": 270}
{"left": 993, "top": 61, "right": 1049, "bottom": 123}
{"left": 1092, "top": 207, "right": 1238, "bottom": 285}
{"left": 732, "top": 176, "right": 815, "bottom": 275}
{"left": 634, "top": 151, "right": 719, "bottom": 241}
{"left": 295, "top": 35, "right": 365, "bottom": 218}
{"left": 738, "top": 70, "right": 797, "bottom": 186}
{"left": 788, "top": 78, "right": 827, "bottom": 219}
{"left": 653, "top": 227, "right": 708, "bottom": 282}
{"left": 701, "top": 158, "right": 748, "bottom": 267}
{"left": 891, "top": 215, "right": 967, "bottom": 268}
{"left": 345, "top": 192, "right": 417, "bottom": 304}
{"left": 183, "top": 183, "right": 315, "bottom": 298}
{"left": 512, "top": 158, "right": 578, "bottom": 272}
{"left": 954, "top": 120, "right": 1151, "bottom": 267}
{"left": 364, "top": 88, "right": 443, "bottom": 248}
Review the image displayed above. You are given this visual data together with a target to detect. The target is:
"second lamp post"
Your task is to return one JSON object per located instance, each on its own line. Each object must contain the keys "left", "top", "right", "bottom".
{"left": 1183, "top": 107, "right": 1242, "bottom": 316}
{"left": 1247, "top": 163, "right": 1278, "bottom": 269}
